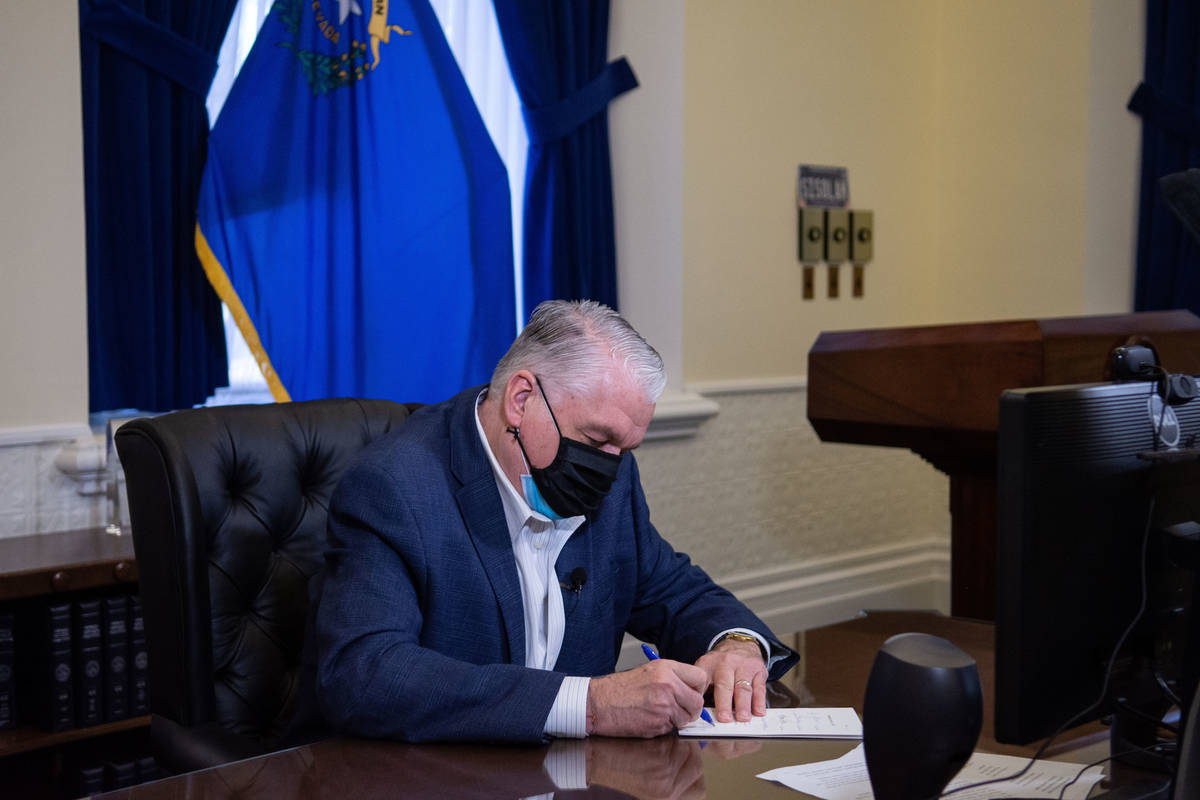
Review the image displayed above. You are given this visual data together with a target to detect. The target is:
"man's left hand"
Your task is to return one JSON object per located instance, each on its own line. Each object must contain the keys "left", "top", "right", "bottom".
{"left": 694, "top": 637, "right": 767, "bottom": 723}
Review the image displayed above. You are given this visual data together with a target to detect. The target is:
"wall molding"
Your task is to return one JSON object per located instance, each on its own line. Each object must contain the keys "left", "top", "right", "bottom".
{"left": 719, "top": 537, "right": 950, "bottom": 635}
{"left": 0, "top": 423, "right": 112, "bottom": 497}
{"left": 54, "top": 433, "right": 107, "bottom": 496}
{"left": 645, "top": 390, "right": 720, "bottom": 440}
{"left": 686, "top": 376, "right": 807, "bottom": 396}
{"left": 616, "top": 537, "right": 950, "bottom": 669}
{"left": 0, "top": 422, "right": 91, "bottom": 448}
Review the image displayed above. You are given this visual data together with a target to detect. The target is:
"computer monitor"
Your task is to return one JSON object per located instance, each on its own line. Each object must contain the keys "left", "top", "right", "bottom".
{"left": 994, "top": 378, "right": 1200, "bottom": 763}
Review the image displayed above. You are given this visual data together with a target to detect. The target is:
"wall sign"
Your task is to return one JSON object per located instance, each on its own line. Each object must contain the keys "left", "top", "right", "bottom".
{"left": 796, "top": 165, "right": 849, "bottom": 208}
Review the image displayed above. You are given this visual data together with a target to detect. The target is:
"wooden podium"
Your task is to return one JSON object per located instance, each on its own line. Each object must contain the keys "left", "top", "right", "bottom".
{"left": 807, "top": 310, "right": 1200, "bottom": 620}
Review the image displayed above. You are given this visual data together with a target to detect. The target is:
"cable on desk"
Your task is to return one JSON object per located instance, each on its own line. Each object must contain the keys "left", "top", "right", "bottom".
{"left": 935, "top": 496, "right": 1158, "bottom": 800}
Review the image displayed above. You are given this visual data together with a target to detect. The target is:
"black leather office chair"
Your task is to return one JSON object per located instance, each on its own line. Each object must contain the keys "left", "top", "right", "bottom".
{"left": 115, "top": 398, "right": 415, "bottom": 773}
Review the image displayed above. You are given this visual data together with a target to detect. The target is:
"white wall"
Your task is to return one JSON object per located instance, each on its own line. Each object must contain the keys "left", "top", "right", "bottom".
{"left": 0, "top": 3, "right": 89, "bottom": 431}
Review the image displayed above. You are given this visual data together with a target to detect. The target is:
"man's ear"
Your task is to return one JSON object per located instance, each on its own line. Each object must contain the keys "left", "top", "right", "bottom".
{"left": 503, "top": 370, "right": 537, "bottom": 430}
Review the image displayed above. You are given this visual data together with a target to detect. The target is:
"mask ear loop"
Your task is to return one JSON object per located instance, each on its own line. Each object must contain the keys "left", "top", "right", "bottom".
{"left": 506, "top": 425, "right": 535, "bottom": 474}
{"left": 505, "top": 374, "right": 562, "bottom": 473}
{"left": 534, "top": 375, "right": 565, "bottom": 437}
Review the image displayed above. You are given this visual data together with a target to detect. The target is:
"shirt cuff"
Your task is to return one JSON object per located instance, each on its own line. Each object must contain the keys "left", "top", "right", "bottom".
{"left": 708, "top": 627, "right": 777, "bottom": 667}
{"left": 543, "top": 740, "right": 589, "bottom": 790}
{"left": 544, "top": 675, "right": 591, "bottom": 738}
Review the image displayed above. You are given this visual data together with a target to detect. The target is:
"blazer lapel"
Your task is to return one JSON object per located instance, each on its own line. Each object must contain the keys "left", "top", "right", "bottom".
{"left": 556, "top": 522, "right": 593, "bottom": 623}
{"left": 449, "top": 388, "right": 526, "bottom": 666}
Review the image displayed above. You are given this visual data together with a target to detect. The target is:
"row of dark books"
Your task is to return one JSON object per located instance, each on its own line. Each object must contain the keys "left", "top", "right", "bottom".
{"left": 0, "top": 592, "right": 149, "bottom": 731}
{"left": 73, "top": 755, "right": 163, "bottom": 795}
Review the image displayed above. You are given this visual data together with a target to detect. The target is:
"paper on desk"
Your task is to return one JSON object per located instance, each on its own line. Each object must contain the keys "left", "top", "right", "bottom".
{"left": 678, "top": 708, "right": 862, "bottom": 738}
{"left": 757, "top": 744, "right": 1105, "bottom": 800}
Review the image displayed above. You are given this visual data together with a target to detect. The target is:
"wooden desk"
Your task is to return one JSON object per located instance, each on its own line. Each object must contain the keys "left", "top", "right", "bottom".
{"left": 92, "top": 612, "right": 1165, "bottom": 799}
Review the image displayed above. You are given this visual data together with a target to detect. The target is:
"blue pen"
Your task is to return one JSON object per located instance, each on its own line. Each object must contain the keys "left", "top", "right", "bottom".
{"left": 642, "top": 643, "right": 715, "bottom": 726}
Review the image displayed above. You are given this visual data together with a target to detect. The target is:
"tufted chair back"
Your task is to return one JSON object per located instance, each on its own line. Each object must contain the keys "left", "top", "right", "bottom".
{"left": 115, "top": 398, "right": 414, "bottom": 772}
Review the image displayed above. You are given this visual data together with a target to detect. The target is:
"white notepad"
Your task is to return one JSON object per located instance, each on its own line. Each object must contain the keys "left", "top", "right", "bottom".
{"left": 678, "top": 707, "right": 863, "bottom": 738}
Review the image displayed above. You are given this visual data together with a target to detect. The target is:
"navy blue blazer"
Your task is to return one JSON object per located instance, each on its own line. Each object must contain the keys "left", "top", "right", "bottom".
{"left": 314, "top": 386, "right": 797, "bottom": 743}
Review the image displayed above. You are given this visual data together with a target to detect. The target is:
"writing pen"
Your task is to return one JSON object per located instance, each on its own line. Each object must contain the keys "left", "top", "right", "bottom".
{"left": 641, "top": 643, "right": 715, "bottom": 726}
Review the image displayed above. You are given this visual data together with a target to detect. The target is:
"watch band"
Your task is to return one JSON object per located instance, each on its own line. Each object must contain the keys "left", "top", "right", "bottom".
{"left": 715, "top": 631, "right": 768, "bottom": 661}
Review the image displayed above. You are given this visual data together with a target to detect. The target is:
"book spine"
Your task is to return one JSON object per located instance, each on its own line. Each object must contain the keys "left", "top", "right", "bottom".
{"left": 105, "top": 759, "right": 137, "bottom": 790}
{"left": 102, "top": 596, "right": 129, "bottom": 722}
{"left": 128, "top": 595, "right": 149, "bottom": 716}
{"left": 43, "top": 602, "right": 75, "bottom": 731}
{"left": 72, "top": 599, "right": 103, "bottom": 727}
{"left": 76, "top": 765, "right": 106, "bottom": 796}
{"left": 0, "top": 611, "right": 13, "bottom": 730}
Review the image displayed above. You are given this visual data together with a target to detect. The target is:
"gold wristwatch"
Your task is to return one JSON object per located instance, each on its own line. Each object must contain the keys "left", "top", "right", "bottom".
{"left": 715, "top": 631, "right": 768, "bottom": 662}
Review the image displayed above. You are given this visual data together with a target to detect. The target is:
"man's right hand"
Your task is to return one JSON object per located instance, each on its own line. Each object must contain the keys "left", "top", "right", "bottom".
{"left": 586, "top": 660, "right": 709, "bottom": 737}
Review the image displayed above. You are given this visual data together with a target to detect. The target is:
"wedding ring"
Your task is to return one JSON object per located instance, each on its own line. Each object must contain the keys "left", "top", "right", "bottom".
{"left": 734, "top": 679, "right": 753, "bottom": 689}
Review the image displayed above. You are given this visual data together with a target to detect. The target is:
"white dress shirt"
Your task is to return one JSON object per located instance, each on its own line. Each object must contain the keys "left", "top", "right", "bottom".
{"left": 475, "top": 393, "right": 591, "bottom": 737}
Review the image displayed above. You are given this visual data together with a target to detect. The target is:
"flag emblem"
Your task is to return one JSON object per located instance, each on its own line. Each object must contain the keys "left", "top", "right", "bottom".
{"left": 276, "top": 0, "right": 412, "bottom": 95}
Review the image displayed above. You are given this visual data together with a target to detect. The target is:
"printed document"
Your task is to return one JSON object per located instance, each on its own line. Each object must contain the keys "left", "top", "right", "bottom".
{"left": 757, "top": 744, "right": 1105, "bottom": 799}
{"left": 678, "top": 708, "right": 862, "bottom": 738}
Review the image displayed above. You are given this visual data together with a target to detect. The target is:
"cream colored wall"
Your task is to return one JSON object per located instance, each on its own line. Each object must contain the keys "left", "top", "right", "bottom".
{"left": 0, "top": 3, "right": 89, "bottom": 430}
{"left": 682, "top": 0, "right": 1144, "bottom": 382}
{"left": 1084, "top": 2, "right": 1143, "bottom": 314}
{"left": 935, "top": 1, "right": 1090, "bottom": 320}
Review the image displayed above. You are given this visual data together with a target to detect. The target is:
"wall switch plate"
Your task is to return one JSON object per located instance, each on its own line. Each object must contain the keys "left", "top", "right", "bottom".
{"left": 798, "top": 207, "right": 826, "bottom": 264}
{"left": 850, "top": 209, "right": 874, "bottom": 263}
{"left": 825, "top": 209, "right": 850, "bottom": 263}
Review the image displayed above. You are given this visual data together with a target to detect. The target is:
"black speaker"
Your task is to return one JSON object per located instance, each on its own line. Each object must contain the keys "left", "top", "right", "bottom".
{"left": 863, "top": 633, "right": 983, "bottom": 800}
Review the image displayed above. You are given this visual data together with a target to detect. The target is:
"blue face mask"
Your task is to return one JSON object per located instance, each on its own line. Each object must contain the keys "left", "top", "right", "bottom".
{"left": 521, "top": 474, "right": 565, "bottom": 520}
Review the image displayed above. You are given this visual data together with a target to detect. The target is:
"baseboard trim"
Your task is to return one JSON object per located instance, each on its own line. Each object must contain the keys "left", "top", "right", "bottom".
{"left": 616, "top": 538, "right": 950, "bottom": 669}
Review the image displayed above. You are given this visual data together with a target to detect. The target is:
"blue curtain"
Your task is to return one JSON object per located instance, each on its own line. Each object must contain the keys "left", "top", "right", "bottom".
{"left": 491, "top": 0, "right": 637, "bottom": 318}
{"left": 80, "top": 0, "right": 235, "bottom": 412}
{"left": 1129, "top": 0, "right": 1200, "bottom": 314}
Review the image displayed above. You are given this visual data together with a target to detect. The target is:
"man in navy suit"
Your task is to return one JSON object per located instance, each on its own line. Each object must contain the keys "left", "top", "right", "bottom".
{"left": 315, "top": 300, "right": 797, "bottom": 742}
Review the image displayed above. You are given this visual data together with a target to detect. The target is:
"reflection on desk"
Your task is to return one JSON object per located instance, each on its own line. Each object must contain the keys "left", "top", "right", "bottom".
{"left": 93, "top": 611, "right": 1164, "bottom": 799}
{"left": 95, "top": 735, "right": 858, "bottom": 800}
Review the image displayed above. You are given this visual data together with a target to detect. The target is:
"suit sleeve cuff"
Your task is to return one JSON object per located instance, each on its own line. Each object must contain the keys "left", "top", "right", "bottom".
{"left": 544, "top": 675, "right": 591, "bottom": 738}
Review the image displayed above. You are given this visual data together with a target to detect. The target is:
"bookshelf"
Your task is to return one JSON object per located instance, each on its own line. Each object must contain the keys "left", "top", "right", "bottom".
{"left": 0, "top": 528, "right": 149, "bottom": 758}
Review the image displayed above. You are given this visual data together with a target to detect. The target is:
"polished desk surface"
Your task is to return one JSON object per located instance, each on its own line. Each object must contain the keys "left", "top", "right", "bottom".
{"left": 94, "top": 612, "right": 1160, "bottom": 800}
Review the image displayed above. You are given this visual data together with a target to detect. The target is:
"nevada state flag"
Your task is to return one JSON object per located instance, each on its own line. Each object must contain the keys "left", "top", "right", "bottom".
{"left": 196, "top": 0, "right": 514, "bottom": 402}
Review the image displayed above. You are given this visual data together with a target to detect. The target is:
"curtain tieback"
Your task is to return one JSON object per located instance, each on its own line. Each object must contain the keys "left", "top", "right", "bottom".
{"left": 79, "top": 0, "right": 218, "bottom": 96}
{"left": 522, "top": 57, "right": 639, "bottom": 145}
{"left": 1128, "top": 81, "right": 1200, "bottom": 145}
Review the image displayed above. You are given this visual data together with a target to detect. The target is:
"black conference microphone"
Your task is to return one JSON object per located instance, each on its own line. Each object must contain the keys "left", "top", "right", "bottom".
{"left": 1159, "top": 168, "right": 1200, "bottom": 245}
{"left": 559, "top": 567, "right": 587, "bottom": 593}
